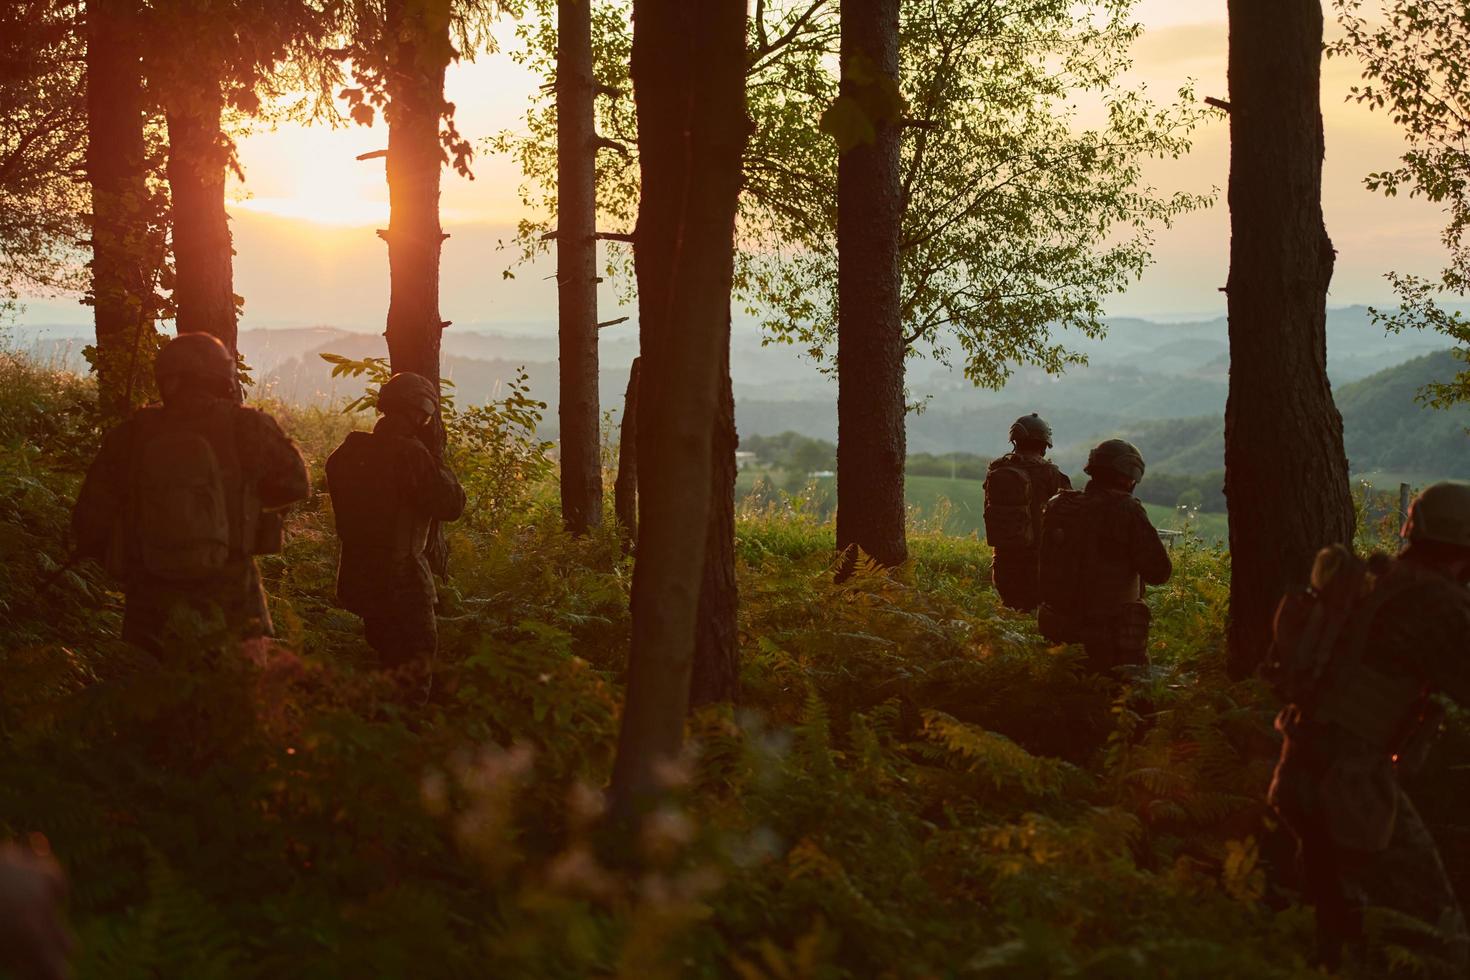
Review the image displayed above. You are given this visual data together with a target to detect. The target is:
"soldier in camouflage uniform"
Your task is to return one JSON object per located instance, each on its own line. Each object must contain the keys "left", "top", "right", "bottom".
{"left": 983, "top": 413, "right": 1072, "bottom": 611}
{"left": 72, "top": 333, "right": 310, "bottom": 649}
{"left": 326, "top": 372, "right": 465, "bottom": 667}
{"left": 1037, "top": 439, "right": 1171, "bottom": 674}
{"left": 1268, "top": 482, "right": 1470, "bottom": 975}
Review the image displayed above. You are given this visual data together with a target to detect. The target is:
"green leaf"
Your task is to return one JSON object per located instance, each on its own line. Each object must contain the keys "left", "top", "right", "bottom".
{"left": 819, "top": 94, "right": 876, "bottom": 153}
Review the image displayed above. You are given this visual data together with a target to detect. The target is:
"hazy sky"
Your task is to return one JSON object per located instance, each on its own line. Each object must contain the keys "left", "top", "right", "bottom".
{"left": 19, "top": 1, "right": 1453, "bottom": 330}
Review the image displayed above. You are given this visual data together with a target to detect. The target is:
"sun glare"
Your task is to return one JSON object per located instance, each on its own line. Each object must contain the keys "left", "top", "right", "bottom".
{"left": 232, "top": 125, "right": 394, "bottom": 228}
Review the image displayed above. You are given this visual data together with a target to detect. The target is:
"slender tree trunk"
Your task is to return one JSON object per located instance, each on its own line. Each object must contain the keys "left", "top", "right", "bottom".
{"left": 383, "top": 0, "right": 451, "bottom": 574}
{"left": 614, "top": 357, "right": 640, "bottom": 545}
{"left": 87, "top": 0, "right": 156, "bottom": 417}
{"left": 690, "top": 339, "right": 739, "bottom": 709}
{"left": 835, "top": 0, "right": 906, "bottom": 575}
{"left": 164, "top": 62, "right": 237, "bottom": 374}
{"left": 608, "top": 0, "right": 747, "bottom": 819}
{"left": 557, "top": 0, "right": 604, "bottom": 535}
{"left": 1224, "top": 0, "right": 1354, "bottom": 677}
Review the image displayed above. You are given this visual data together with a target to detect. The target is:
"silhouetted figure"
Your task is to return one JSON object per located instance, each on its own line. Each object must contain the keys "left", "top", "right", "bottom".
{"left": 72, "top": 333, "right": 309, "bottom": 648}
{"left": 1265, "top": 482, "right": 1470, "bottom": 974}
{"left": 983, "top": 413, "right": 1071, "bottom": 611}
{"left": 326, "top": 372, "right": 465, "bottom": 667}
{"left": 1037, "top": 439, "right": 1171, "bottom": 675}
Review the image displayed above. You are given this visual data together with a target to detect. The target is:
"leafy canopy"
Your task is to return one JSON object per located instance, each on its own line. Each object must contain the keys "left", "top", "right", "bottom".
{"left": 493, "top": 0, "right": 1210, "bottom": 389}
{"left": 0, "top": 0, "right": 88, "bottom": 303}
{"left": 1333, "top": 0, "right": 1470, "bottom": 408}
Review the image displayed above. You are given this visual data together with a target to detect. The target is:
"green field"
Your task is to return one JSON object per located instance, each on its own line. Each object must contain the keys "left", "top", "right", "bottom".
{"left": 737, "top": 468, "right": 1230, "bottom": 543}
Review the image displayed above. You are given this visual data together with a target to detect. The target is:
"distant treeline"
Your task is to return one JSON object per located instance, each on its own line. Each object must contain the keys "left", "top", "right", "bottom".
{"left": 745, "top": 431, "right": 1229, "bottom": 511}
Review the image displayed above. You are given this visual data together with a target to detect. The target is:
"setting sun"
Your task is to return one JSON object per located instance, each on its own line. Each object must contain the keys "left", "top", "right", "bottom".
{"left": 232, "top": 125, "right": 391, "bottom": 228}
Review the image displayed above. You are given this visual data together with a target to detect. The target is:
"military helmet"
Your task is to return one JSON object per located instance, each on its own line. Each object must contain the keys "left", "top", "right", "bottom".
{"left": 377, "top": 372, "right": 438, "bottom": 418}
{"left": 1008, "top": 413, "right": 1053, "bottom": 448}
{"left": 1401, "top": 481, "right": 1470, "bottom": 549}
{"left": 1084, "top": 438, "right": 1146, "bottom": 484}
{"left": 154, "top": 332, "right": 235, "bottom": 395}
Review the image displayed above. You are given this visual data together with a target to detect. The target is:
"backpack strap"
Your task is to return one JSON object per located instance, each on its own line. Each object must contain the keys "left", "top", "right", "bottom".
{"left": 224, "top": 406, "right": 255, "bottom": 558}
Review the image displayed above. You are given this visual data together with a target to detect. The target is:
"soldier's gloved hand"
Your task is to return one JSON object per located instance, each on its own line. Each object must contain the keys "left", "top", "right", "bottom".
{"left": 0, "top": 842, "right": 72, "bottom": 980}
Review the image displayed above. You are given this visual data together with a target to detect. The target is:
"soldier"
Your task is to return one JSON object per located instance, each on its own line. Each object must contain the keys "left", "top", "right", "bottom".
{"left": 1037, "top": 439, "right": 1171, "bottom": 674}
{"left": 72, "top": 333, "right": 310, "bottom": 649}
{"left": 1265, "top": 482, "right": 1470, "bottom": 974}
{"left": 326, "top": 372, "right": 465, "bottom": 667}
{"left": 983, "top": 413, "right": 1072, "bottom": 611}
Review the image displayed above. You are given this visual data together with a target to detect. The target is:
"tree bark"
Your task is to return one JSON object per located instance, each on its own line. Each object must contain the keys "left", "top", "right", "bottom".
{"left": 1224, "top": 0, "right": 1354, "bottom": 677}
{"left": 557, "top": 0, "right": 604, "bottom": 535}
{"left": 614, "top": 356, "right": 640, "bottom": 545}
{"left": 87, "top": 0, "right": 156, "bottom": 417}
{"left": 835, "top": 0, "right": 907, "bottom": 575}
{"left": 164, "top": 62, "right": 237, "bottom": 374}
{"left": 383, "top": 0, "right": 451, "bottom": 575}
{"left": 690, "top": 339, "right": 739, "bottom": 709}
{"left": 608, "top": 0, "right": 747, "bottom": 819}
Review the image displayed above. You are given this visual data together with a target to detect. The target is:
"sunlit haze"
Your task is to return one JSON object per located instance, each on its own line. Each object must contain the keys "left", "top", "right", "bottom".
{"left": 18, "top": 3, "right": 1452, "bottom": 329}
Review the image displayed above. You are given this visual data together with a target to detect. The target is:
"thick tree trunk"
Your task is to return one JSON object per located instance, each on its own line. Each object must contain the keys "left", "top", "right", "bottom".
{"left": 383, "top": 0, "right": 451, "bottom": 575}
{"left": 835, "top": 0, "right": 907, "bottom": 575}
{"left": 87, "top": 0, "right": 156, "bottom": 417}
{"left": 608, "top": 0, "right": 747, "bottom": 819}
{"left": 614, "top": 357, "right": 640, "bottom": 544}
{"left": 557, "top": 0, "right": 604, "bottom": 535}
{"left": 690, "top": 342, "right": 739, "bottom": 709}
{"left": 164, "top": 63, "right": 237, "bottom": 374}
{"left": 1224, "top": 0, "right": 1354, "bottom": 677}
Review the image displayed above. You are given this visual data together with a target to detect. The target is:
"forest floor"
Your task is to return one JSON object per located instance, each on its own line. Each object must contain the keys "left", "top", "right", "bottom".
{"left": 1, "top": 353, "right": 1464, "bottom": 979}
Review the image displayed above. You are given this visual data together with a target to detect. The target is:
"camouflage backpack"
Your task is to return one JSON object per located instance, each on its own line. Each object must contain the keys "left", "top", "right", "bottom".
{"left": 983, "top": 460, "right": 1036, "bottom": 551}
{"left": 326, "top": 431, "right": 424, "bottom": 561}
{"left": 1265, "top": 546, "right": 1430, "bottom": 745}
{"left": 1036, "top": 489, "right": 1094, "bottom": 643}
{"left": 127, "top": 410, "right": 241, "bottom": 580}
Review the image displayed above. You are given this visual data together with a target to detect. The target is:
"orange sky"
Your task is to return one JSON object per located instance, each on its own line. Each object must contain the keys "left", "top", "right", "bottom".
{"left": 23, "top": 2, "right": 1455, "bottom": 329}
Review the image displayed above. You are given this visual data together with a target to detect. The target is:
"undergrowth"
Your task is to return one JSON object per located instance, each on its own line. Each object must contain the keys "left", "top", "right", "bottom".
{"left": 1, "top": 353, "right": 1465, "bottom": 978}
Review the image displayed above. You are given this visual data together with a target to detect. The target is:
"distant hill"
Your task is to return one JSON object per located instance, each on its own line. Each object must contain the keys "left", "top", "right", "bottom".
{"left": 1073, "top": 350, "right": 1470, "bottom": 481}
{"left": 1338, "top": 350, "right": 1470, "bottom": 478}
{"left": 12, "top": 310, "right": 1464, "bottom": 473}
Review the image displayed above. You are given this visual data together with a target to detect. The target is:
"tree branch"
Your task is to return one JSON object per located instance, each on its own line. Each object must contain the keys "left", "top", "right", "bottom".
{"left": 595, "top": 135, "right": 632, "bottom": 157}
{"left": 746, "top": 0, "right": 829, "bottom": 73}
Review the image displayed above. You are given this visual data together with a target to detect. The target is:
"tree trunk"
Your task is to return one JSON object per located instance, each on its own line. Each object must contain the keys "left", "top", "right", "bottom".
{"left": 164, "top": 62, "right": 237, "bottom": 375}
{"left": 835, "top": 0, "right": 907, "bottom": 575}
{"left": 614, "top": 357, "right": 640, "bottom": 545}
{"left": 87, "top": 0, "right": 156, "bottom": 417}
{"left": 383, "top": 0, "right": 451, "bottom": 575}
{"left": 557, "top": 0, "right": 604, "bottom": 535}
{"left": 1224, "top": 0, "right": 1354, "bottom": 678}
{"left": 690, "top": 340, "right": 739, "bottom": 709}
{"left": 608, "top": 0, "right": 747, "bottom": 819}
